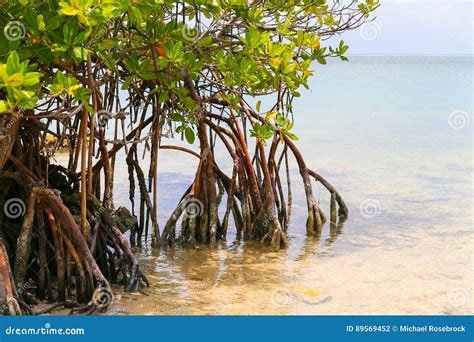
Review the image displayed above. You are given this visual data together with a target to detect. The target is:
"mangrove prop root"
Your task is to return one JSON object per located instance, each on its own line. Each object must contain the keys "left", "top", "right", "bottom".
{"left": 155, "top": 80, "right": 349, "bottom": 249}
{"left": 0, "top": 43, "right": 349, "bottom": 317}
{"left": 0, "top": 165, "right": 147, "bottom": 314}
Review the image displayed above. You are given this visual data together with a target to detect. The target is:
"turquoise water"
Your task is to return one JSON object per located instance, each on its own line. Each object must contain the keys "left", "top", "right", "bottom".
{"left": 105, "top": 56, "right": 473, "bottom": 315}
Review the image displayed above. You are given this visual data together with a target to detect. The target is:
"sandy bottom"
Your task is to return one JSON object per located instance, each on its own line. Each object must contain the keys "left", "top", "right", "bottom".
{"left": 103, "top": 222, "right": 472, "bottom": 315}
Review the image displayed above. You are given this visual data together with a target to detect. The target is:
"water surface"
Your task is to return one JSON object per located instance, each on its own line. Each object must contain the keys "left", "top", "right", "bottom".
{"left": 104, "top": 56, "right": 473, "bottom": 315}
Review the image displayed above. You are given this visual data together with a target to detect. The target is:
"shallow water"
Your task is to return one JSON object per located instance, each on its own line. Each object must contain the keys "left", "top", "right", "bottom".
{"left": 79, "top": 56, "right": 474, "bottom": 315}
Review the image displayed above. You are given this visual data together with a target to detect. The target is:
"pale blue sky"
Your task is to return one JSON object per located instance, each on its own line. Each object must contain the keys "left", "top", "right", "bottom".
{"left": 335, "top": 0, "right": 473, "bottom": 55}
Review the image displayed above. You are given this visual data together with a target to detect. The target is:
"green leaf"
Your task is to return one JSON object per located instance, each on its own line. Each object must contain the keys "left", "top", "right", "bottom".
{"left": 171, "top": 113, "right": 184, "bottom": 122}
{"left": 98, "top": 39, "right": 116, "bottom": 50}
{"left": 6, "top": 73, "right": 24, "bottom": 87}
{"left": 185, "top": 127, "right": 195, "bottom": 144}
{"left": 72, "top": 47, "right": 88, "bottom": 61}
{"left": 22, "top": 72, "right": 42, "bottom": 87}
{"left": 6, "top": 51, "right": 20, "bottom": 75}
{"left": 63, "top": 23, "right": 72, "bottom": 44}
{"left": 121, "top": 75, "right": 134, "bottom": 90}
{"left": 37, "top": 15, "right": 46, "bottom": 31}
{"left": 59, "top": 2, "right": 78, "bottom": 16}
{"left": 284, "top": 131, "right": 299, "bottom": 140}
{"left": 316, "top": 57, "right": 326, "bottom": 65}
{"left": 46, "top": 16, "right": 63, "bottom": 31}
{"left": 17, "top": 96, "right": 38, "bottom": 109}
{"left": 245, "top": 26, "right": 260, "bottom": 48}
{"left": 49, "top": 83, "right": 64, "bottom": 96}
{"left": 73, "top": 29, "right": 91, "bottom": 45}
{"left": 159, "top": 92, "right": 169, "bottom": 104}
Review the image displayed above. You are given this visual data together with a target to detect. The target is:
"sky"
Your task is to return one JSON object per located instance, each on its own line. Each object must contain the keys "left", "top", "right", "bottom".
{"left": 334, "top": 0, "right": 473, "bottom": 55}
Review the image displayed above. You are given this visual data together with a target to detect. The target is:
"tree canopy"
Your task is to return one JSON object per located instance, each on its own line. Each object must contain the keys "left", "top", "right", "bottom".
{"left": 1, "top": 0, "right": 378, "bottom": 128}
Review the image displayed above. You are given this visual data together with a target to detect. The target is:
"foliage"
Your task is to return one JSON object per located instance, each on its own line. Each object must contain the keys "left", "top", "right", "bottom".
{"left": 0, "top": 0, "right": 378, "bottom": 142}
{"left": 0, "top": 51, "right": 41, "bottom": 111}
{"left": 0, "top": 1, "right": 377, "bottom": 313}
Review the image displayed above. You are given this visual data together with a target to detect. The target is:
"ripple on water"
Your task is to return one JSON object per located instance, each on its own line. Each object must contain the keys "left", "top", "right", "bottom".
{"left": 81, "top": 56, "right": 473, "bottom": 316}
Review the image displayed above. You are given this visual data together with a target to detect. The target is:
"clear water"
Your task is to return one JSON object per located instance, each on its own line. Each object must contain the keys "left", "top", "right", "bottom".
{"left": 94, "top": 56, "right": 473, "bottom": 315}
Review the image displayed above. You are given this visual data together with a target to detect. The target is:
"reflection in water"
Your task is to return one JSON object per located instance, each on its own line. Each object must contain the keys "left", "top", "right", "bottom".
{"left": 107, "top": 56, "right": 472, "bottom": 316}
{"left": 50, "top": 56, "right": 473, "bottom": 315}
{"left": 108, "top": 212, "right": 472, "bottom": 315}
{"left": 326, "top": 220, "right": 345, "bottom": 246}
{"left": 293, "top": 220, "right": 345, "bottom": 262}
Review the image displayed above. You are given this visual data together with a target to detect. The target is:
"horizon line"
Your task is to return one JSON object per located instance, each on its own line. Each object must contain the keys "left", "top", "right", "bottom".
{"left": 347, "top": 53, "right": 473, "bottom": 57}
